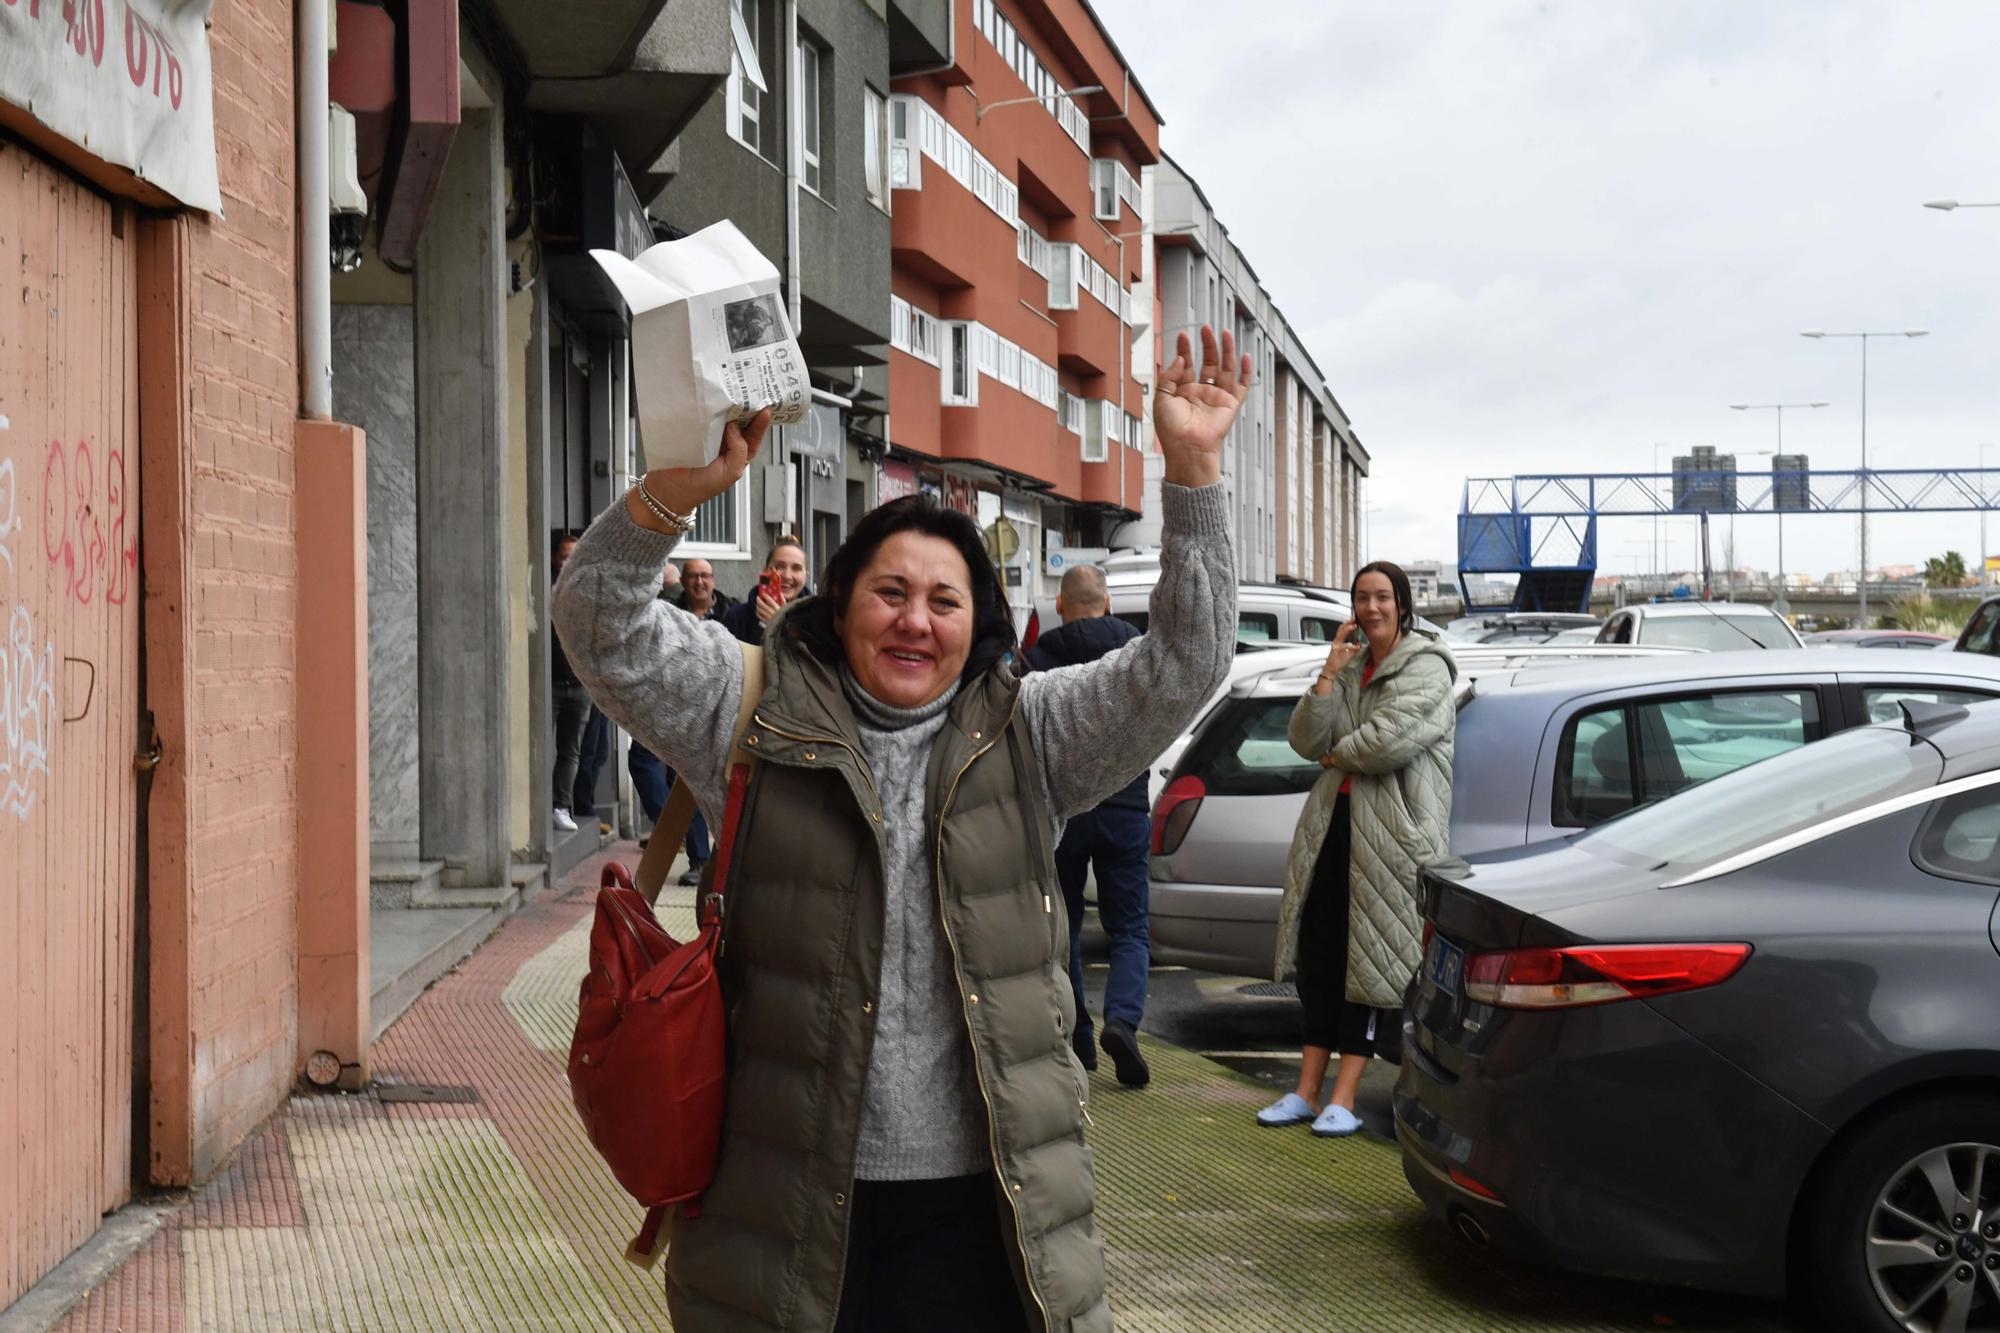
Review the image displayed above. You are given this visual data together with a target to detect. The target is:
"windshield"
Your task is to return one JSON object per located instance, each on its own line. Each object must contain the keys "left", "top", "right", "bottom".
{"left": 1578, "top": 724, "right": 1942, "bottom": 870}
{"left": 1640, "top": 613, "right": 1796, "bottom": 651}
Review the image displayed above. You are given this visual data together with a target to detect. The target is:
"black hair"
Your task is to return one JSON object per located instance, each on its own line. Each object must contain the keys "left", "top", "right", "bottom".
{"left": 1352, "top": 560, "right": 1416, "bottom": 636}
{"left": 782, "top": 494, "right": 1016, "bottom": 685}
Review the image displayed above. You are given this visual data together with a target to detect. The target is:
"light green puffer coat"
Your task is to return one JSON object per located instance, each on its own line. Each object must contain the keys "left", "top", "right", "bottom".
{"left": 1272, "top": 631, "right": 1457, "bottom": 1007}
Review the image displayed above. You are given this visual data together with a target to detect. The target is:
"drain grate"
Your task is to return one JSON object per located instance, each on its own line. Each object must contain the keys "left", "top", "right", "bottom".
{"left": 1236, "top": 981, "right": 1298, "bottom": 999}
{"left": 375, "top": 1083, "right": 481, "bottom": 1105}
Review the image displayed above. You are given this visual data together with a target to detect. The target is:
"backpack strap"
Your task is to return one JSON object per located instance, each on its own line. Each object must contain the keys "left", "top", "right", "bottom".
{"left": 636, "top": 641, "right": 764, "bottom": 906}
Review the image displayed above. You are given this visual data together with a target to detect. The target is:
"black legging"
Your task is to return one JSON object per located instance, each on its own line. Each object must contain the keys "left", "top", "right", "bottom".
{"left": 1297, "top": 794, "right": 1388, "bottom": 1056}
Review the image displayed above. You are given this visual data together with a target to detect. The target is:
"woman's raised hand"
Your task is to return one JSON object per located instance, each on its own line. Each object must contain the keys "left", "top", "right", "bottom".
{"left": 1153, "top": 325, "right": 1253, "bottom": 489}
{"left": 628, "top": 409, "right": 774, "bottom": 532}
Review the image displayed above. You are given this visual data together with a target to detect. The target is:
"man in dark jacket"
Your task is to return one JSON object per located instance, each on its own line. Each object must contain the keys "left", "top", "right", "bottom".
{"left": 1023, "top": 563, "right": 1153, "bottom": 1087}
{"left": 637, "top": 557, "right": 726, "bottom": 883}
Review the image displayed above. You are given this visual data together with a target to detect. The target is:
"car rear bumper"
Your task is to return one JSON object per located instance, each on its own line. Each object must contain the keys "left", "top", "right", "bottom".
{"left": 1392, "top": 995, "right": 1818, "bottom": 1300}
{"left": 1146, "top": 879, "right": 1279, "bottom": 978}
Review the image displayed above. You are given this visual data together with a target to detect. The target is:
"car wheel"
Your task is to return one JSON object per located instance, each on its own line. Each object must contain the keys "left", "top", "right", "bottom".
{"left": 1804, "top": 1094, "right": 2000, "bottom": 1333}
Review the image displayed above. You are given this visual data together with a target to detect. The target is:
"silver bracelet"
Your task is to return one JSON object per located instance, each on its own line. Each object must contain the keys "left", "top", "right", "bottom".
{"left": 635, "top": 478, "right": 697, "bottom": 534}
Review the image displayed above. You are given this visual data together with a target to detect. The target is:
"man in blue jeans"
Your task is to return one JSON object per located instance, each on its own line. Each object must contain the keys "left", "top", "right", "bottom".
{"left": 1023, "top": 564, "right": 1153, "bottom": 1088}
{"left": 631, "top": 560, "right": 717, "bottom": 884}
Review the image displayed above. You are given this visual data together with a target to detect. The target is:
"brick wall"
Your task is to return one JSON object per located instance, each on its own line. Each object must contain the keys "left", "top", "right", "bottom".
{"left": 181, "top": 0, "right": 301, "bottom": 1172}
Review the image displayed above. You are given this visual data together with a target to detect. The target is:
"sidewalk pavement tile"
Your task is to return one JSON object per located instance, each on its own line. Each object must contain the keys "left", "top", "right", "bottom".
{"left": 50, "top": 843, "right": 1789, "bottom": 1332}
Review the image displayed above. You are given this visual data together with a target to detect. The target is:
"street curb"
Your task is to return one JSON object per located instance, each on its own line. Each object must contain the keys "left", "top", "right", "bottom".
{"left": 0, "top": 1200, "right": 176, "bottom": 1333}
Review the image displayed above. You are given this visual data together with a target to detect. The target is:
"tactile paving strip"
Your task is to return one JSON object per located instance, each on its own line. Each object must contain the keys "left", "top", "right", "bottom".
{"left": 51, "top": 842, "right": 1794, "bottom": 1331}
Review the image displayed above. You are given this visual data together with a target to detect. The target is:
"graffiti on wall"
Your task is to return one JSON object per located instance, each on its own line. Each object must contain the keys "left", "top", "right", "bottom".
{"left": 44, "top": 438, "right": 133, "bottom": 605}
{"left": 1, "top": 606, "right": 56, "bottom": 820}
{"left": 0, "top": 418, "right": 60, "bottom": 821}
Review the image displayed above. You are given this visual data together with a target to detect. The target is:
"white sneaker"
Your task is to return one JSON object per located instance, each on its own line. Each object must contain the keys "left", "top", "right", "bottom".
{"left": 553, "top": 807, "right": 578, "bottom": 832}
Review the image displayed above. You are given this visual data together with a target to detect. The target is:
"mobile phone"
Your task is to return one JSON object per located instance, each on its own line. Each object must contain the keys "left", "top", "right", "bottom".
{"left": 759, "top": 570, "right": 782, "bottom": 604}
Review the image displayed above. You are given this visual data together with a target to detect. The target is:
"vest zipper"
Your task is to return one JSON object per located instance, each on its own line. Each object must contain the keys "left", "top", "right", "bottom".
{"left": 750, "top": 713, "right": 882, "bottom": 806}
{"left": 752, "top": 710, "right": 880, "bottom": 1324}
{"left": 931, "top": 702, "right": 1053, "bottom": 1333}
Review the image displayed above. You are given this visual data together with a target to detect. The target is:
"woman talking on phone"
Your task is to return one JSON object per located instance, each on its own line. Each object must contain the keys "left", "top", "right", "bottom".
{"left": 1258, "top": 561, "right": 1457, "bottom": 1138}
{"left": 554, "top": 327, "right": 1250, "bottom": 1332}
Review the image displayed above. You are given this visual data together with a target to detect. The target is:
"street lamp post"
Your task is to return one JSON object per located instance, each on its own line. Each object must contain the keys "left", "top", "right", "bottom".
{"left": 1799, "top": 330, "right": 1928, "bottom": 626}
{"left": 975, "top": 83, "right": 1104, "bottom": 122}
{"left": 1982, "top": 443, "right": 1997, "bottom": 588}
{"left": 1652, "top": 442, "right": 1666, "bottom": 582}
{"left": 1729, "top": 401, "right": 1828, "bottom": 618}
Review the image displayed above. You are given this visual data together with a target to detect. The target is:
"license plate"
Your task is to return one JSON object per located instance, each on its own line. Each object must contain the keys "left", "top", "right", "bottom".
{"left": 1425, "top": 933, "right": 1465, "bottom": 998}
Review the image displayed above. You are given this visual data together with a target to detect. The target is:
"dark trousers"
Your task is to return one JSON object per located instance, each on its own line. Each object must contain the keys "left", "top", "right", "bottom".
{"left": 573, "top": 707, "right": 610, "bottom": 821}
{"left": 1298, "top": 794, "right": 1386, "bottom": 1057}
{"left": 552, "top": 682, "right": 591, "bottom": 815}
{"left": 1053, "top": 805, "right": 1151, "bottom": 1044}
{"left": 832, "top": 1175, "right": 1030, "bottom": 1333}
{"left": 628, "top": 744, "right": 709, "bottom": 865}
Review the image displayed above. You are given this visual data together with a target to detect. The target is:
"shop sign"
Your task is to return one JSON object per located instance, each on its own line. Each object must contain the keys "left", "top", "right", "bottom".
{"left": 877, "top": 460, "right": 918, "bottom": 504}
{"left": 1046, "top": 546, "right": 1110, "bottom": 576}
{"left": 944, "top": 475, "right": 978, "bottom": 517}
{"left": 0, "top": 0, "right": 221, "bottom": 212}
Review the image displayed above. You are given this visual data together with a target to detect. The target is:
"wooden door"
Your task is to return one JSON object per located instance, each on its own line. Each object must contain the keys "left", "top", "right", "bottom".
{"left": 0, "top": 138, "right": 143, "bottom": 1309}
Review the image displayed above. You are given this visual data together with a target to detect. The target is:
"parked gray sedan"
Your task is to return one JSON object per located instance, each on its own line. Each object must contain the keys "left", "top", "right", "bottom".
{"left": 1149, "top": 648, "right": 2000, "bottom": 977}
{"left": 1399, "top": 701, "right": 2000, "bottom": 1329}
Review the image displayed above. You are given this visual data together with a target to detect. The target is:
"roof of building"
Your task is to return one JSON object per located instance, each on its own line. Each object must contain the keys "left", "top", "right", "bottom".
{"left": 1075, "top": 0, "right": 1168, "bottom": 131}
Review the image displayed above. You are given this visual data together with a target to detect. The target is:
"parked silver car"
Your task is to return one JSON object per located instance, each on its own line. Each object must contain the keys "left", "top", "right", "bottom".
{"left": 1594, "top": 600, "right": 1802, "bottom": 649}
{"left": 1148, "top": 648, "right": 2000, "bottom": 978}
{"left": 1142, "top": 642, "right": 1691, "bottom": 807}
{"left": 1028, "top": 571, "right": 1447, "bottom": 652}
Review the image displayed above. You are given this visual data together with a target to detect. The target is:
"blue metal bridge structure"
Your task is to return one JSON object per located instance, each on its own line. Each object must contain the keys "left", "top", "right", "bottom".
{"left": 1459, "top": 465, "right": 2000, "bottom": 613}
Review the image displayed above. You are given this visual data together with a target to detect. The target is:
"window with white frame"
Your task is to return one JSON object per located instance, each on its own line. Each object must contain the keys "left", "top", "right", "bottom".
{"left": 890, "top": 296, "right": 943, "bottom": 366}
{"left": 1093, "top": 160, "right": 1118, "bottom": 220}
{"left": 864, "top": 86, "right": 889, "bottom": 211}
{"left": 1021, "top": 351, "right": 1057, "bottom": 408}
{"left": 1081, "top": 399, "right": 1109, "bottom": 463}
{"left": 1017, "top": 220, "right": 1052, "bottom": 277}
{"left": 684, "top": 483, "right": 752, "bottom": 559}
{"left": 886, "top": 95, "right": 1017, "bottom": 222}
{"left": 1049, "top": 243, "right": 1078, "bottom": 309}
{"left": 943, "top": 322, "right": 977, "bottom": 405}
{"left": 1057, "top": 389, "right": 1079, "bottom": 434}
{"left": 727, "top": 0, "right": 765, "bottom": 155}
{"left": 798, "top": 37, "right": 824, "bottom": 195}
{"left": 1092, "top": 159, "right": 1143, "bottom": 221}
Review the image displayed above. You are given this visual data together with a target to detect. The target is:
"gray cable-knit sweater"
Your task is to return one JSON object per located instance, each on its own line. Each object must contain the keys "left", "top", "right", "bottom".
{"left": 552, "top": 482, "right": 1234, "bottom": 1180}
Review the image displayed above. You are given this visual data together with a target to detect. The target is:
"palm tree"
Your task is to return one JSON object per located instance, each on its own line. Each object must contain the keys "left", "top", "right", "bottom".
{"left": 1924, "top": 551, "right": 1969, "bottom": 589}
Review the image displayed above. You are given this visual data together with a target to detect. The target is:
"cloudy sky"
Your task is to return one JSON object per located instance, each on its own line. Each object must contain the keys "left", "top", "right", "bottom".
{"left": 1093, "top": 0, "right": 2000, "bottom": 581}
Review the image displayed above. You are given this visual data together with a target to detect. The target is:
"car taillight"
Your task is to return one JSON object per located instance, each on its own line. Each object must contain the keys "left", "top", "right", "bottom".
{"left": 1150, "top": 776, "right": 1206, "bottom": 855}
{"left": 1023, "top": 609, "right": 1040, "bottom": 649}
{"left": 1462, "top": 943, "right": 1752, "bottom": 1010}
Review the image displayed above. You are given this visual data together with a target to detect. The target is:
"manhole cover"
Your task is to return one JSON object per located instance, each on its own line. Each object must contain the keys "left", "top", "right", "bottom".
{"left": 376, "top": 1083, "right": 480, "bottom": 1105}
{"left": 1236, "top": 981, "right": 1298, "bottom": 999}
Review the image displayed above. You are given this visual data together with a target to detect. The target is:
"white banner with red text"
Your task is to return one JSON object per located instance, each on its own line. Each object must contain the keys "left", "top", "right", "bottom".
{"left": 0, "top": 0, "right": 219, "bottom": 213}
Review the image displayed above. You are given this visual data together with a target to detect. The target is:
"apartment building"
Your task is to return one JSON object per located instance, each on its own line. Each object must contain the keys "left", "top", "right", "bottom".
{"left": 1131, "top": 154, "right": 1368, "bottom": 586}
{"left": 885, "top": 0, "right": 1163, "bottom": 616}
{"left": 654, "top": 0, "right": 938, "bottom": 599}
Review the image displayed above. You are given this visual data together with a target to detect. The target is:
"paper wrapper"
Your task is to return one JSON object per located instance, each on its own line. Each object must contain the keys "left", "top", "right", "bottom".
{"left": 592, "top": 220, "right": 810, "bottom": 471}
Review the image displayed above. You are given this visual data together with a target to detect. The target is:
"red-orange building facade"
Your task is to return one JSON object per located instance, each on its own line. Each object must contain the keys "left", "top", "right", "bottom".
{"left": 886, "top": 0, "right": 1163, "bottom": 603}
